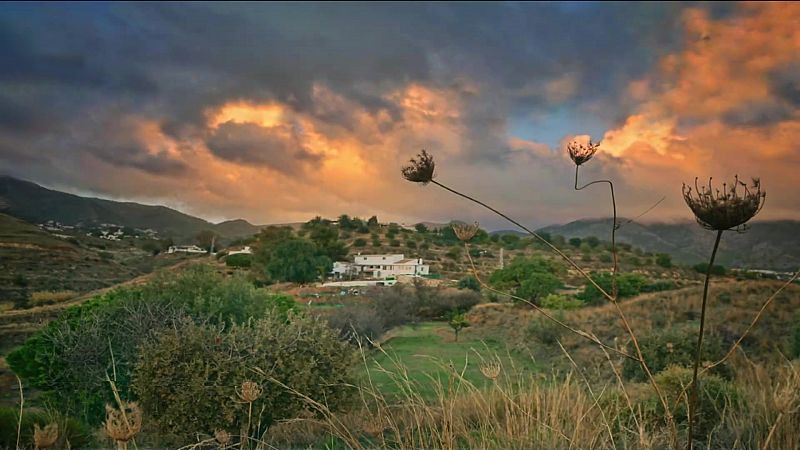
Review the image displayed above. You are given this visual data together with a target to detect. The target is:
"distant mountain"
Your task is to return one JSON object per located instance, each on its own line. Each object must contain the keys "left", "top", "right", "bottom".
{"left": 0, "top": 176, "right": 263, "bottom": 240}
{"left": 539, "top": 218, "right": 800, "bottom": 271}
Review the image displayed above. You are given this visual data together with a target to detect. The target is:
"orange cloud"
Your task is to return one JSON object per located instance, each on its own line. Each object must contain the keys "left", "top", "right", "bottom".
{"left": 600, "top": 2, "right": 800, "bottom": 220}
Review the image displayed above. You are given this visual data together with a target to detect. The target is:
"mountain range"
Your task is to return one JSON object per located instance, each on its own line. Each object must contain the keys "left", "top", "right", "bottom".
{"left": 0, "top": 176, "right": 263, "bottom": 241}
{"left": 1, "top": 175, "right": 798, "bottom": 270}
{"left": 539, "top": 218, "right": 800, "bottom": 271}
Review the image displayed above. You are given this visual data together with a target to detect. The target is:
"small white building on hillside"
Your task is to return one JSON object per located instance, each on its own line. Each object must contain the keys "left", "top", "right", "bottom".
{"left": 331, "top": 253, "right": 430, "bottom": 280}
{"left": 167, "top": 245, "right": 206, "bottom": 254}
{"left": 227, "top": 245, "right": 253, "bottom": 255}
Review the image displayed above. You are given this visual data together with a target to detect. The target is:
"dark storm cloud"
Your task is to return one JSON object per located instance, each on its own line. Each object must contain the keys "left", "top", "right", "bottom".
{"left": 206, "top": 122, "right": 322, "bottom": 174}
{"left": 0, "top": 1, "right": 697, "bottom": 215}
{"left": 769, "top": 65, "right": 800, "bottom": 107}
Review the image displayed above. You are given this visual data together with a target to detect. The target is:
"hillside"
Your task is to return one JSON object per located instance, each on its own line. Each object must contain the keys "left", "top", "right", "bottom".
{"left": 0, "top": 213, "right": 200, "bottom": 309}
{"left": 0, "top": 176, "right": 263, "bottom": 240}
{"left": 539, "top": 218, "right": 800, "bottom": 271}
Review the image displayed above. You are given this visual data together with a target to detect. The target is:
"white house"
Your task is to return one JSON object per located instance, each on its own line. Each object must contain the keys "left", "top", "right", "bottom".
{"left": 227, "top": 245, "right": 253, "bottom": 256}
{"left": 167, "top": 245, "right": 206, "bottom": 254}
{"left": 331, "top": 253, "right": 430, "bottom": 280}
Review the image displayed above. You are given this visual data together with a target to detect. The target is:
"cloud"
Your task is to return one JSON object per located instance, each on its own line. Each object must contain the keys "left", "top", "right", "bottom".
{"left": 0, "top": 2, "right": 797, "bottom": 228}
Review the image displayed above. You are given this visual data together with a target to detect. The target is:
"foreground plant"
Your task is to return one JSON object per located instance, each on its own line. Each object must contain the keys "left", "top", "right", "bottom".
{"left": 104, "top": 401, "right": 142, "bottom": 450}
{"left": 682, "top": 176, "right": 765, "bottom": 450}
{"left": 403, "top": 147, "right": 679, "bottom": 446}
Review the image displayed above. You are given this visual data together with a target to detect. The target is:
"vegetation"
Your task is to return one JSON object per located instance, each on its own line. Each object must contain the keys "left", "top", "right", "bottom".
{"left": 489, "top": 256, "right": 563, "bottom": 304}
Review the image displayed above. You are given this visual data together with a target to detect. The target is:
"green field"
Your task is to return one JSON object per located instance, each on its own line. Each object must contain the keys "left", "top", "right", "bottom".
{"left": 364, "top": 322, "right": 539, "bottom": 399}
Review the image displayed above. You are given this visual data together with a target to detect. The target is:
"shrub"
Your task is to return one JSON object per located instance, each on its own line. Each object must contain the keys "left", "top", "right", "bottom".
{"left": 598, "top": 253, "right": 612, "bottom": 263}
{"left": 458, "top": 275, "right": 481, "bottom": 291}
{"left": 133, "top": 315, "right": 356, "bottom": 443}
{"left": 577, "top": 272, "right": 647, "bottom": 305}
{"left": 353, "top": 238, "right": 367, "bottom": 247}
{"left": 568, "top": 237, "right": 582, "bottom": 247}
{"left": 406, "top": 240, "right": 417, "bottom": 248}
{"left": 526, "top": 313, "right": 565, "bottom": 345}
{"left": 585, "top": 236, "right": 600, "bottom": 248}
{"left": 641, "top": 279, "right": 678, "bottom": 293}
{"left": 655, "top": 253, "right": 673, "bottom": 268}
{"left": 793, "top": 315, "right": 800, "bottom": 358}
{"left": 325, "top": 303, "right": 387, "bottom": 344}
{"left": 637, "top": 366, "right": 738, "bottom": 437}
{"left": 7, "top": 265, "right": 297, "bottom": 425}
{"left": 622, "top": 324, "right": 729, "bottom": 382}
{"left": 540, "top": 294, "right": 584, "bottom": 310}
{"left": 225, "top": 253, "right": 253, "bottom": 268}
{"left": 445, "top": 246, "right": 462, "bottom": 260}
{"left": 693, "top": 263, "right": 726, "bottom": 276}
{"left": 389, "top": 239, "right": 401, "bottom": 247}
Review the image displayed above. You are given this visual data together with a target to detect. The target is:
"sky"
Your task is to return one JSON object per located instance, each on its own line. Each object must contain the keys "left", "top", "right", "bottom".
{"left": 1, "top": 2, "right": 799, "bottom": 230}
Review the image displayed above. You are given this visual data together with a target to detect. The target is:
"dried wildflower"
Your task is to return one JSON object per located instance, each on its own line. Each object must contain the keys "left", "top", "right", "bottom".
{"left": 567, "top": 139, "right": 600, "bottom": 166}
{"left": 401, "top": 149, "right": 435, "bottom": 184}
{"left": 238, "top": 380, "right": 262, "bottom": 403}
{"left": 214, "top": 429, "right": 232, "bottom": 447}
{"left": 480, "top": 360, "right": 502, "bottom": 381}
{"left": 105, "top": 401, "right": 142, "bottom": 450}
{"left": 666, "top": 342, "right": 674, "bottom": 354}
{"left": 452, "top": 221, "right": 480, "bottom": 241}
{"left": 33, "top": 423, "right": 58, "bottom": 449}
{"left": 682, "top": 176, "right": 765, "bottom": 231}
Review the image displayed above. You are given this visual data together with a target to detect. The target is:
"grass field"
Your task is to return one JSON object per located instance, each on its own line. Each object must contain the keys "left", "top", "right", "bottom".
{"left": 365, "top": 321, "right": 539, "bottom": 399}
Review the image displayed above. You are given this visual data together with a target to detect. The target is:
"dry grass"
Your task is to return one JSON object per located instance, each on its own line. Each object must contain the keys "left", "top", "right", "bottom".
{"left": 28, "top": 290, "right": 77, "bottom": 306}
{"left": 261, "top": 344, "right": 800, "bottom": 450}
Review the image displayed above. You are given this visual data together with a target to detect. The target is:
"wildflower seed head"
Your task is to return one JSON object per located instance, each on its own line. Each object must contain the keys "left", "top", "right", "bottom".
{"left": 682, "top": 176, "right": 765, "bottom": 231}
{"left": 567, "top": 139, "right": 600, "bottom": 166}
{"left": 401, "top": 149, "right": 436, "bottom": 184}
{"left": 214, "top": 429, "right": 232, "bottom": 446}
{"left": 452, "top": 221, "right": 480, "bottom": 242}
{"left": 239, "top": 380, "right": 262, "bottom": 403}
{"left": 33, "top": 423, "right": 58, "bottom": 449}
{"left": 104, "top": 401, "right": 142, "bottom": 443}
{"left": 480, "top": 360, "right": 502, "bottom": 381}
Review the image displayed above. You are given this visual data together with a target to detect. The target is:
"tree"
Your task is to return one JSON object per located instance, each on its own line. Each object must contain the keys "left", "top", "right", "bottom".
{"left": 252, "top": 226, "right": 294, "bottom": 281}
{"left": 195, "top": 229, "right": 220, "bottom": 252}
{"left": 266, "top": 239, "right": 332, "bottom": 283}
{"left": 414, "top": 223, "right": 428, "bottom": 233}
{"left": 367, "top": 215, "right": 379, "bottom": 228}
{"left": 568, "top": 237, "right": 582, "bottom": 248}
{"left": 338, "top": 214, "right": 355, "bottom": 230}
{"left": 308, "top": 222, "right": 348, "bottom": 261}
{"left": 489, "top": 256, "right": 564, "bottom": 305}
{"left": 656, "top": 253, "right": 673, "bottom": 268}
{"left": 353, "top": 238, "right": 367, "bottom": 247}
{"left": 448, "top": 311, "right": 470, "bottom": 342}
{"left": 585, "top": 236, "right": 600, "bottom": 248}
{"left": 458, "top": 275, "right": 481, "bottom": 291}
{"left": 516, "top": 272, "right": 561, "bottom": 303}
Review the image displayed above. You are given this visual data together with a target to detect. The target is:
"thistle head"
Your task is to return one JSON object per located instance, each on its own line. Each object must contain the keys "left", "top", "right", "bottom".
{"left": 33, "top": 423, "right": 58, "bottom": 449}
{"left": 104, "top": 401, "right": 142, "bottom": 443}
{"left": 567, "top": 139, "right": 600, "bottom": 166}
{"left": 479, "top": 360, "right": 502, "bottom": 381}
{"left": 214, "top": 429, "right": 232, "bottom": 447}
{"left": 238, "top": 380, "right": 262, "bottom": 403}
{"left": 401, "top": 150, "right": 435, "bottom": 184}
{"left": 452, "top": 221, "right": 480, "bottom": 242}
{"left": 682, "top": 176, "right": 765, "bottom": 231}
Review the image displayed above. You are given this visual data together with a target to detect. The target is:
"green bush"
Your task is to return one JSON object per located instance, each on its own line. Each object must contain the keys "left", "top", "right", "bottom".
{"left": 446, "top": 246, "right": 462, "bottom": 260}
{"left": 540, "top": 294, "right": 584, "bottom": 310}
{"left": 641, "top": 280, "right": 678, "bottom": 293}
{"left": 622, "top": 324, "right": 728, "bottom": 382}
{"left": 7, "top": 265, "right": 298, "bottom": 425}
{"left": 526, "top": 313, "right": 565, "bottom": 345}
{"left": 598, "top": 253, "right": 612, "bottom": 263}
{"left": 133, "top": 315, "right": 356, "bottom": 443}
{"left": 225, "top": 253, "right": 253, "bottom": 268}
{"left": 655, "top": 253, "right": 673, "bottom": 268}
{"left": 693, "top": 263, "right": 726, "bottom": 276}
{"left": 793, "top": 315, "right": 800, "bottom": 359}
{"left": 637, "top": 366, "right": 738, "bottom": 437}
{"left": 577, "top": 272, "right": 647, "bottom": 305}
{"left": 458, "top": 275, "right": 481, "bottom": 292}
{"left": 353, "top": 238, "right": 367, "bottom": 247}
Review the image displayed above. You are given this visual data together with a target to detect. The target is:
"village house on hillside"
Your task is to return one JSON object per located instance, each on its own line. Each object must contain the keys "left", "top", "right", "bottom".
{"left": 331, "top": 253, "right": 430, "bottom": 280}
{"left": 167, "top": 245, "right": 206, "bottom": 254}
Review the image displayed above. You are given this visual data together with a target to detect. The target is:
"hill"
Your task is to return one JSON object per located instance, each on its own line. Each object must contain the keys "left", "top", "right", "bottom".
{"left": 539, "top": 218, "right": 800, "bottom": 271}
{"left": 0, "top": 176, "right": 262, "bottom": 240}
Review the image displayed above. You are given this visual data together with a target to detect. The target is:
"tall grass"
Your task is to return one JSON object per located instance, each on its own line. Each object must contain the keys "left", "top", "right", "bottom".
{"left": 263, "top": 346, "right": 799, "bottom": 450}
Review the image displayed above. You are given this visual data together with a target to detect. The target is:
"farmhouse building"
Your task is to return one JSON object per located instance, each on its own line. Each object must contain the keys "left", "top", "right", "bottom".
{"left": 331, "top": 253, "right": 430, "bottom": 280}
{"left": 167, "top": 245, "right": 206, "bottom": 254}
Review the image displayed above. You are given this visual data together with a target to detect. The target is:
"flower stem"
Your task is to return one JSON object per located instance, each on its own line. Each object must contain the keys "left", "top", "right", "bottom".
{"left": 688, "top": 229, "right": 723, "bottom": 450}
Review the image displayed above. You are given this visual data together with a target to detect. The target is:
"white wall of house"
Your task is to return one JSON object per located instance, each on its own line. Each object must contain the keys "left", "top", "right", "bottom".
{"left": 332, "top": 254, "right": 429, "bottom": 280}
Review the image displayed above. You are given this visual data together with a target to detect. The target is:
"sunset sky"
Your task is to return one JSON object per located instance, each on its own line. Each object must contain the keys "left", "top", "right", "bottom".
{"left": 1, "top": 2, "right": 799, "bottom": 229}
